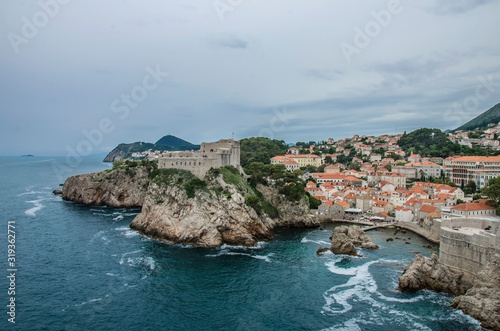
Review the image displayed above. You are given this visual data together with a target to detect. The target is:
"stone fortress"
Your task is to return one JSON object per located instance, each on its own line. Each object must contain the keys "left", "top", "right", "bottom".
{"left": 439, "top": 217, "right": 500, "bottom": 279}
{"left": 158, "top": 139, "right": 243, "bottom": 179}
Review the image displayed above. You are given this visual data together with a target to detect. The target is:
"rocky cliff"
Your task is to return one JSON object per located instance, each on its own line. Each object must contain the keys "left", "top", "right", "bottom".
{"left": 62, "top": 165, "right": 153, "bottom": 208}
{"left": 129, "top": 170, "right": 273, "bottom": 247}
{"left": 451, "top": 252, "right": 500, "bottom": 331}
{"left": 398, "top": 254, "right": 473, "bottom": 295}
{"left": 328, "top": 225, "right": 379, "bottom": 256}
{"left": 398, "top": 253, "right": 500, "bottom": 330}
{"left": 62, "top": 164, "right": 318, "bottom": 247}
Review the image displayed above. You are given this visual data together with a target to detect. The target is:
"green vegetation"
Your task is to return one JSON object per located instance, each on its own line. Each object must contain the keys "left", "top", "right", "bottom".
{"left": 112, "top": 159, "right": 158, "bottom": 178}
{"left": 151, "top": 168, "right": 206, "bottom": 198}
{"left": 398, "top": 128, "right": 490, "bottom": 158}
{"left": 456, "top": 103, "right": 500, "bottom": 131}
{"left": 184, "top": 178, "right": 207, "bottom": 198}
{"left": 482, "top": 177, "right": 500, "bottom": 213}
{"left": 240, "top": 137, "right": 288, "bottom": 168}
{"left": 209, "top": 166, "right": 253, "bottom": 195}
{"left": 244, "top": 162, "right": 318, "bottom": 208}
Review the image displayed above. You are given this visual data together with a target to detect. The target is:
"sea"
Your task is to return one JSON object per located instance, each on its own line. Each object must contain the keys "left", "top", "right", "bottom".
{"left": 0, "top": 156, "right": 485, "bottom": 331}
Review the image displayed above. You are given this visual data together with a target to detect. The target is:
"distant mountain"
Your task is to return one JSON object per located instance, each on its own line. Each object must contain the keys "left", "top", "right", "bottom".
{"left": 103, "top": 135, "right": 199, "bottom": 162}
{"left": 154, "top": 135, "right": 199, "bottom": 151}
{"left": 456, "top": 103, "right": 500, "bottom": 131}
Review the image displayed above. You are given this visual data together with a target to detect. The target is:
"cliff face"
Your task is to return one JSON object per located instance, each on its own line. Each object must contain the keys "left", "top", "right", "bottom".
{"left": 130, "top": 175, "right": 273, "bottom": 247}
{"left": 398, "top": 254, "right": 473, "bottom": 295}
{"left": 452, "top": 252, "right": 500, "bottom": 331}
{"left": 62, "top": 166, "right": 151, "bottom": 208}
{"left": 62, "top": 166, "right": 317, "bottom": 247}
{"left": 256, "top": 184, "right": 318, "bottom": 229}
{"left": 399, "top": 253, "right": 500, "bottom": 330}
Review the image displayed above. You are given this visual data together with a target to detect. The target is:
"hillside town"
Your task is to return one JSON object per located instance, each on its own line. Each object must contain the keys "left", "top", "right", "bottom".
{"left": 269, "top": 129, "right": 500, "bottom": 225}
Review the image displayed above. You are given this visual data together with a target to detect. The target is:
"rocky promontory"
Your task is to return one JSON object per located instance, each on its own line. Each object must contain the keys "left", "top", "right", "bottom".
{"left": 398, "top": 254, "right": 473, "bottom": 295}
{"left": 451, "top": 252, "right": 500, "bottom": 331}
{"left": 399, "top": 253, "right": 500, "bottom": 330}
{"left": 328, "top": 225, "right": 379, "bottom": 256}
{"left": 62, "top": 162, "right": 318, "bottom": 247}
{"left": 62, "top": 161, "right": 155, "bottom": 208}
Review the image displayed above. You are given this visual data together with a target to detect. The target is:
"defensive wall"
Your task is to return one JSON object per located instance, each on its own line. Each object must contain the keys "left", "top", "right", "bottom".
{"left": 439, "top": 218, "right": 500, "bottom": 277}
{"left": 158, "top": 139, "right": 242, "bottom": 179}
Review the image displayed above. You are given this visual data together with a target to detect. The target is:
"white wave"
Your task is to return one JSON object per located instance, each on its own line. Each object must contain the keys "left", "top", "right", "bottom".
{"left": 206, "top": 250, "right": 273, "bottom": 262}
{"left": 18, "top": 190, "right": 37, "bottom": 197}
{"left": 91, "top": 230, "right": 109, "bottom": 244}
{"left": 219, "top": 242, "right": 266, "bottom": 250}
{"left": 377, "top": 292, "right": 424, "bottom": 303}
{"left": 113, "top": 215, "right": 124, "bottom": 221}
{"left": 119, "top": 251, "right": 155, "bottom": 270}
{"left": 75, "top": 297, "right": 102, "bottom": 307}
{"left": 323, "top": 260, "right": 380, "bottom": 314}
{"left": 106, "top": 273, "right": 115, "bottom": 277}
{"left": 115, "top": 226, "right": 139, "bottom": 238}
{"left": 301, "top": 237, "right": 330, "bottom": 245}
{"left": 252, "top": 253, "right": 274, "bottom": 262}
{"left": 322, "top": 319, "right": 362, "bottom": 331}
{"left": 25, "top": 199, "right": 44, "bottom": 216}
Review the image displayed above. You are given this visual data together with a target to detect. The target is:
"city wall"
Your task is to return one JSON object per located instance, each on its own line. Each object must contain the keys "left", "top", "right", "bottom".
{"left": 439, "top": 218, "right": 500, "bottom": 277}
{"left": 158, "top": 139, "right": 241, "bottom": 179}
{"left": 394, "top": 220, "right": 441, "bottom": 243}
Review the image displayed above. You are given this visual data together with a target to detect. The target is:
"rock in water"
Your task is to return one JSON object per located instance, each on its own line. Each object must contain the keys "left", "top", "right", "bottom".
{"left": 329, "top": 225, "right": 379, "bottom": 256}
{"left": 451, "top": 253, "right": 500, "bottom": 331}
{"left": 398, "top": 254, "right": 472, "bottom": 295}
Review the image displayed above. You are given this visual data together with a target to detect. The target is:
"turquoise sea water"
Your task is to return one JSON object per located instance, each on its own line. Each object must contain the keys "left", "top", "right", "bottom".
{"left": 0, "top": 156, "right": 484, "bottom": 330}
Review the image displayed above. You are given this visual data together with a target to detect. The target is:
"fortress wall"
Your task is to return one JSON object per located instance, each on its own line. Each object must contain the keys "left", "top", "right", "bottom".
{"left": 441, "top": 218, "right": 486, "bottom": 230}
{"left": 158, "top": 156, "right": 222, "bottom": 179}
{"left": 395, "top": 220, "right": 441, "bottom": 243}
{"left": 439, "top": 217, "right": 499, "bottom": 275}
{"left": 158, "top": 139, "right": 241, "bottom": 179}
{"left": 439, "top": 228, "right": 497, "bottom": 275}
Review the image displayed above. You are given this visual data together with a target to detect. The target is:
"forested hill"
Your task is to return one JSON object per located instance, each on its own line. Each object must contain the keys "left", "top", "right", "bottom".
{"left": 398, "top": 128, "right": 488, "bottom": 158}
{"left": 456, "top": 103, "right": 500, "bottom": 131}
{"left": 103, "top": 135, "right": 199, "bottom": 162}
{"left": 240, "top": 137, "right": 288, "bottom": 168}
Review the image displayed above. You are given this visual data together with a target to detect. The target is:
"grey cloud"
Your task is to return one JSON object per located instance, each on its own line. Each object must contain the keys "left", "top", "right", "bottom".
{"left": 304, "top": 69, "right": 345, "bottom": 81}
{"left": 210, "top": 36, "right": 249, "bottom": 49}
{"left": 420, "top": 0, "right": 499, "bottom": 15}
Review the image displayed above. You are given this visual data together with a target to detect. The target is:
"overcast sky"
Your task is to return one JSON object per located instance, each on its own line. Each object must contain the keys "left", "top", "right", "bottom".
{"left": 1, "top": 0, "right": 500, "bottom": 155}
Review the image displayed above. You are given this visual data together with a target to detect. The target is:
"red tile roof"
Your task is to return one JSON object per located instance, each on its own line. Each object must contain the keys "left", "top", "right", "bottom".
{"left": 452, "top": 201, "right": 495, "bottom": 211}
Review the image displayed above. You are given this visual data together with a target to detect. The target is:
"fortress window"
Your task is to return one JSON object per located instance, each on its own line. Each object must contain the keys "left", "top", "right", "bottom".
{"left": 199, "top": 162, "right": 201, "bottom": 166}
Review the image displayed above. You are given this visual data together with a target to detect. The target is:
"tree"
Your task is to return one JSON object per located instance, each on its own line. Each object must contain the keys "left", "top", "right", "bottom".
{"left": 465, "top": 180, "right": 477, "bottom": 195}
{"left": 482, "top": 177, "right": 500, "bottom": 206}
{"left": 324, "top": 156, "right": 334, "bottom": 165}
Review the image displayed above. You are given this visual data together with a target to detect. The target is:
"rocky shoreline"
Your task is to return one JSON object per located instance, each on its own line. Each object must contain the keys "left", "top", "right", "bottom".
{"left": 398, "top": 253, "right": 500, "bottom": 330}
{"left": 62, "top": 165, "right": 318, "bottom": 248}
